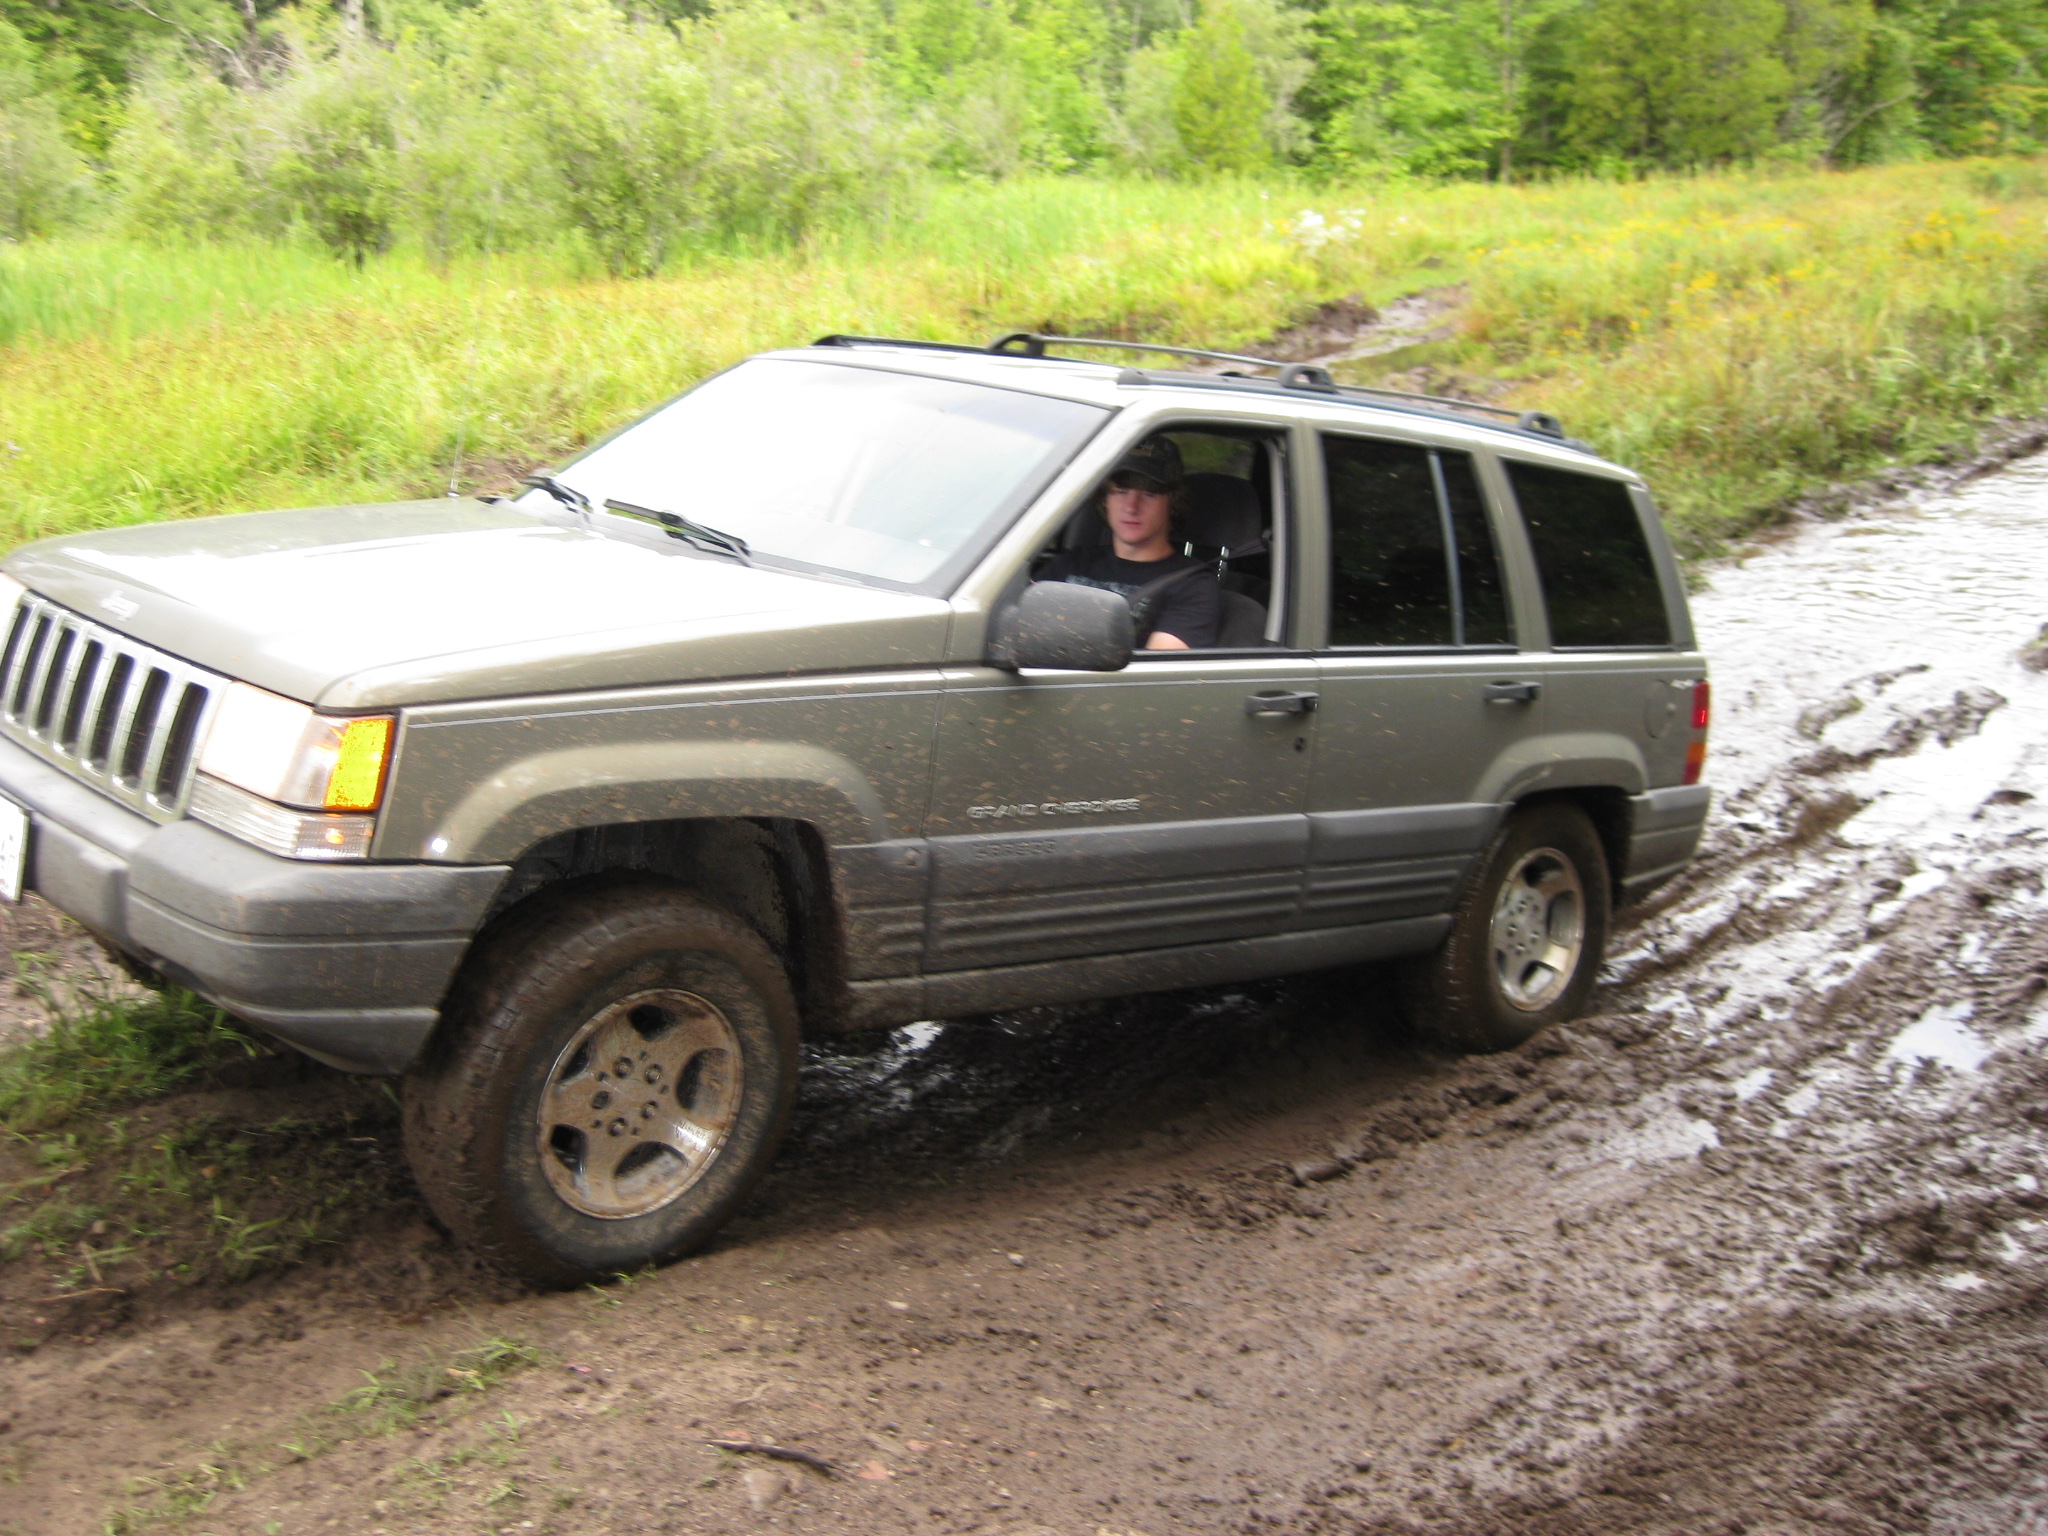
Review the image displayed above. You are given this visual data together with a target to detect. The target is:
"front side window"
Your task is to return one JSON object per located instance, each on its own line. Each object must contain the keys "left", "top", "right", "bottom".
{"left": 1031, "top": 424, "right": 1285, "bottom": 652}
{"left": 1322, "top": 434, "right": 1513, "bottom": 648}
{"left": 1504, "top": 462, "right": 1671, "bottom": 648}
{"left": 520, "top": 359, "right": 1108, "bottom": 592}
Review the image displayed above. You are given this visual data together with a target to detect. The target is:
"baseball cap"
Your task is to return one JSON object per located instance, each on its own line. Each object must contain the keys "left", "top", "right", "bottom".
{"left": 1111, "top": 436, "right": 1183, "bottom": 490}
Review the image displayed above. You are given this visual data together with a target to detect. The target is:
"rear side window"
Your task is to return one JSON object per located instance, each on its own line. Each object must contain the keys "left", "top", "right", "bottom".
{"left": 1505, "top": 462, "right": 1671, "bottom": 648}
{"left": 1322, "top": 435, "right": 1512, "bottom": 648}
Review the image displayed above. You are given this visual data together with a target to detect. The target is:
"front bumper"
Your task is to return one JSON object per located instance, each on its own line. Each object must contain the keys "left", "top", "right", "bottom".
{"left": 0, "top": 731, "right": 508, "bottom": 1074}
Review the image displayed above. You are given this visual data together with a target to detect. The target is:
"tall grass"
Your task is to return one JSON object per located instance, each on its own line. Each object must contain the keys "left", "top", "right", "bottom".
{"left": 0, "top": 985, "right": 253, "bottom": 1132}
{"left": 0, "top": 159, "right": 2043, "bottom": 553}
{"left": 0, "top": 241, "right": 532, "bottom": 349}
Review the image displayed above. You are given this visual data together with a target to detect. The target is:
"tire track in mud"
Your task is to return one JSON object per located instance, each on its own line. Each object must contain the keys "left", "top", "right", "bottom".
{"left": 8, "top": 459, "right": 2048, "bottom": 1536}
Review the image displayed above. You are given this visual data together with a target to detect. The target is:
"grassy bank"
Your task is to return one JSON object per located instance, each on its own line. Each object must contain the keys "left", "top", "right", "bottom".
{"left": 0, "top": 982, "right": 427, "bottom": 1334}
{"left": 0, "top": 160, "right": 2044, "bottom": 556}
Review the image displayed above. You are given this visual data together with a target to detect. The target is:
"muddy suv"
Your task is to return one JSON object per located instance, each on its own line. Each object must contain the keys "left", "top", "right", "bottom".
{"left": 0, "top": 334, "right": 1710, "bottom": 1283}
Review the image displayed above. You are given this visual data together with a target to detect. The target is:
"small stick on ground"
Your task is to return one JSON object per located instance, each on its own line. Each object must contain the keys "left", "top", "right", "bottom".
{"left": 707, "top": 1439, "right": 837, "bottom": 1476}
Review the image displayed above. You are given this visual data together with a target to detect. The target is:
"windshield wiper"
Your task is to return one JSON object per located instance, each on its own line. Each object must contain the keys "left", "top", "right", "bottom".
{"left": 521, "top": 473, "right": 595, "bottom": 528}
{"left": 603, "top": 499, "right": 752, "bottom": 565}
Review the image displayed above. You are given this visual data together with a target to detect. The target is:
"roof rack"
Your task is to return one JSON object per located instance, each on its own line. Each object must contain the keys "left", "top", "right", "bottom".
{"left": 809, "top": 330, "right": 1575, "bottom": 444}
{"left": 811, "top": 333, "right": 993, "bottom": 357}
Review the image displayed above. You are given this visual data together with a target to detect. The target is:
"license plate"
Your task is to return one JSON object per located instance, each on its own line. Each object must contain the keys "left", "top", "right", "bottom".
{"left": 0, "top": 795, "right": 27, "bottom": 903}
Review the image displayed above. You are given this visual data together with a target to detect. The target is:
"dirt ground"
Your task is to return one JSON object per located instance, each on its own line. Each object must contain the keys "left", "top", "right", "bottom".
{"left": 5, "top": 449, "right": 2048, "bottom": 1536}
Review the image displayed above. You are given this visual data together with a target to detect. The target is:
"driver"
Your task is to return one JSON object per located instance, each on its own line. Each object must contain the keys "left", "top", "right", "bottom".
{"left": 1035, "top": 437, "right": 1222, "bottom": 650}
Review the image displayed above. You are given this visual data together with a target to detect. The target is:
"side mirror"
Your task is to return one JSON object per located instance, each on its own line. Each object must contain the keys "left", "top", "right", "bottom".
{"left": 988, "top": 580, "right": 1134, "bottom": 672}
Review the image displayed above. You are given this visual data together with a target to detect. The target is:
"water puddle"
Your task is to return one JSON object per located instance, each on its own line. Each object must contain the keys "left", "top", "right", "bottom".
{"left": 1884, "top": 1002, "right": 1991, "bottom": 1073}
{"left": 1633, "top": 451, "right": 2048, "bottom": 1050}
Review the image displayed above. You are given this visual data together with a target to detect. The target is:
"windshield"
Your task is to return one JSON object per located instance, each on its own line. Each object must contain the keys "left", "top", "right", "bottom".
{"left": 517, "top": 358, "right": 1108, "bottom": 590}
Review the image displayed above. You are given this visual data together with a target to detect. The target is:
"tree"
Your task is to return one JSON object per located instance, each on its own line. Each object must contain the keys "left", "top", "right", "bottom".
{"left": 1894, "top": 0, "right": 2048, "bottom": 153}
{"left": 0, "top": 16, "right": 86, "bottom": 235}
{"left": 1555, "top": 0, "right": 1795, "bottom": 166}
{"left": 1301, "top": 0, "right": 1511, "bottom": 178}
{"left": 1175, "top": 0, "right": 1274, "bottom": 169}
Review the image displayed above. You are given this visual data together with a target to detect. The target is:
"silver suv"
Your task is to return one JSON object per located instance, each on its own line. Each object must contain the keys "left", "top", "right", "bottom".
{"left": 0, "top": 335, "right": 1711, "bottom": 1283}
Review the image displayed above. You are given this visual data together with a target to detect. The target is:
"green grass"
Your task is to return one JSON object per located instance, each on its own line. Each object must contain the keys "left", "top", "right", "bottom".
{"left": 0, "top": 160, "right": 2042, "bottom": 558}
{"left": 102, "top": 1336, "right": 542, "bottom": 1534}
{"left": 0, "top": 981, "right": 252, "bottom": 1133}
{"left": 0, "top": 240, "right": 577, "bottom": 352}
{"left": 0, "top": 983, "right": 411, "bottom": 1303}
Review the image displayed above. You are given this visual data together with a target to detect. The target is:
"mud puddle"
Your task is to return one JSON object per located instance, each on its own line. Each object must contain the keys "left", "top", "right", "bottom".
{"left": 6, "top": 458, "right": 2048, "bottom": 1535}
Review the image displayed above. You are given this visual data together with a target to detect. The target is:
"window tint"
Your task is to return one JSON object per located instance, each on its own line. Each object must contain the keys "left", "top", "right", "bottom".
{"left": 1322, "top": 436, "right": 1514, "bottom": 648}
{"left": 1440, "top": 452, "right": 1511, "bottom": 645}
{"left": 1505, "top": 462, "right": 1671, "bottom": 648}
{"left": 1324, "top": 436, "right": 1451, "bottom": 646}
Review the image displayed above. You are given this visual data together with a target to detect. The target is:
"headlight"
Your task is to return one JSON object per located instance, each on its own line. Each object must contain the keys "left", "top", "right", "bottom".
{"left": 198, "top": 682, "right": 393, "bottom": 812}
{"left": 0, "top": 573, "right": 23, "bottom": 613}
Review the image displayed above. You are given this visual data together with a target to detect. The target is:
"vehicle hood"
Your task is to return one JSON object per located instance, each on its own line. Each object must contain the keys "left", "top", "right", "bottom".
{"left": 5, "top": 501, "right": 954, "bottom": 709}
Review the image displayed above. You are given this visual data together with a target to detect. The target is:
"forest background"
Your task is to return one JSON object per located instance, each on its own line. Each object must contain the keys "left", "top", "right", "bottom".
{"left": 0, "top": 0, "right": 2037, "bottom": 556}
{"left": 0, "top": 0, "right": 2040, "bottom": 264}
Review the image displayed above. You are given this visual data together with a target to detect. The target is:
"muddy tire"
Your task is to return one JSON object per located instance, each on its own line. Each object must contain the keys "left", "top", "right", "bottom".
{"left": 1402, "top": 802, "right": 1610, "bottom": 1054}
{"left": 402, "top": 879, "right": 799, "bottom": 1287}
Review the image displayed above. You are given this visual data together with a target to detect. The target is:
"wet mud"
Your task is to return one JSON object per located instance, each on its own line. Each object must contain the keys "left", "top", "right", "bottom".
{"left": 6, "top": 456, "right": 2048, "bottom": 1535}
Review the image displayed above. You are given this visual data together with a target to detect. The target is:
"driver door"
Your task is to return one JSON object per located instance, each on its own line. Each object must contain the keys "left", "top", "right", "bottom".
{"left": 922, "top": 424, "right": 1314, "bottom": 974}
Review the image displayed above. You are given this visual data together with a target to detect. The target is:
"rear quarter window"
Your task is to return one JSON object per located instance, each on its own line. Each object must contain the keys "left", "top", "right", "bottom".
{"left": 1504, "top": 462, "right": 1671, "bottom": 648}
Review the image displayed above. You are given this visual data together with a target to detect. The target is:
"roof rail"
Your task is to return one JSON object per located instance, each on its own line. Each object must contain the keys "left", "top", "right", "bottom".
{"left": 987, "top": 331, "right": 1283, "bottom": 372}
{"left": 986, "top": 333, "right": 1568, "bottom": 440}
{"left": 810, "top": 330, "right": 1575, "bottom": 444}
{"left": 811, "top": 333, "right": 991, "bottom": 356}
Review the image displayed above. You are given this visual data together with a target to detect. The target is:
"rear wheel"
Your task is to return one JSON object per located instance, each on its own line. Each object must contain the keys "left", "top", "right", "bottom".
{"left": 403, "top": 880, "right": 799, "bottom": 1287}
{"left": 1403, "top": 802, "right": 1610, "bottom": 1053}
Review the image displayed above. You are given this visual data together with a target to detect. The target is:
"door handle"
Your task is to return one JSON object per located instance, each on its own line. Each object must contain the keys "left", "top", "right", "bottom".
{"left": 1484, "top": 681, "right": 1541, "bottom": 704}
{"left": 1245, "top": 691, "right": 1318, "bottom": 716}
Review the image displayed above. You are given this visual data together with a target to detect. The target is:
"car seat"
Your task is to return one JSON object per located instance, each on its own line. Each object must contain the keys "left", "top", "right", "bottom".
{"left": 1178, "top": 473, "right": 1272, "bottom": 647}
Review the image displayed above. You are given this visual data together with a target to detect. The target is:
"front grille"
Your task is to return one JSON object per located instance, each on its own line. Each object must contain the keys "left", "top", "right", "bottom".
{"left": 0, "top": 595, "right": 225, "bottom": 822}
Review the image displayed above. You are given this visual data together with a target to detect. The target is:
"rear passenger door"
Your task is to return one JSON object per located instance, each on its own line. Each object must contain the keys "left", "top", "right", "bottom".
{"left": 1495, "top": 459, "right": 1695, "bottom": 794}
{"left": 1301, "top": 431, "right": 1546, "bottom": 932}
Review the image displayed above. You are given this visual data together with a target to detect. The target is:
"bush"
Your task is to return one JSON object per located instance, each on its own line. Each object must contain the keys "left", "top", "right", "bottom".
{"left": 0, "top": 18, "right": 89, "bottom": 238}
{"left": 102, "top": 0, "right": 925, "bottom": 272}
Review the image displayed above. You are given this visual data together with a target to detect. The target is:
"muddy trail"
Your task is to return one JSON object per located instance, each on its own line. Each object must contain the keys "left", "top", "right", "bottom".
{"left": 6, "top": 454, "right": 2048, "bottom": 1536}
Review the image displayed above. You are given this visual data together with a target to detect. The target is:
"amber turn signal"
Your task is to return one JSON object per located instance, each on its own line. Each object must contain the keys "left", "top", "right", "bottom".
{"left": 324, "top": 717, "right": 392, "bottom": 811}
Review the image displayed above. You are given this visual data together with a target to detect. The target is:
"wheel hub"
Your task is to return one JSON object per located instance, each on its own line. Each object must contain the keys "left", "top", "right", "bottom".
{"left": 535, "top": 988, "right": 744, "bottom": 1219}
{"left": 1487, "top": 846, "right": 1586, "bottom": 1012}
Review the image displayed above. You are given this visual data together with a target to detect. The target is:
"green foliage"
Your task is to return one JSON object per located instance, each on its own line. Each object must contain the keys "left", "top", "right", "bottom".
{"left": 0, "top": 980, "right": 253, "bottom": 1133}
{"left": 1904, "top": 0, "right": 2048, "bottom": 154}
{"left": 0, "top": 163, "right": 2039, "bottom": 559}
{"left": 0, "top": 16, "right": 88, "bottom": 237}
{"left": 1120, "top": 0, "right": 1309, "bottom": 174}
{"left": 1556, "top": 0, "right": 1796, "bottom": 166}
{"left": 1176, "top": 0, "right": 1281, "bottom": 172}
{"left": 1302, "top": 0, "right": 1550, "bottom": 177}
{"left": 268, "top": 42, "right": 401, "bottom": 263}
{"left": 0, "top": 0, "right": 2033, "bottom": 228}
{"left": 100, "top": 0, "right": 921, "bottom": 271}
{"left": 337, "top": 1339, "right": 545, "bottom": 1431}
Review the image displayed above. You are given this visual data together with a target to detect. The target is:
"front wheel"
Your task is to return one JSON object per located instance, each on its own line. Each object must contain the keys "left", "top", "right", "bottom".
{"left": 403, "top": 880, "right": 800, "bottom": 1287}
{"left": 1403, "top": 802, "right": 1611, "bottom": 1053}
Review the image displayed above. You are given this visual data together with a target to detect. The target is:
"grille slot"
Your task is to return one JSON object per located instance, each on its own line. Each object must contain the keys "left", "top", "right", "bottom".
{"left": 0, "top": 595, "right": 225, "bottom": 822}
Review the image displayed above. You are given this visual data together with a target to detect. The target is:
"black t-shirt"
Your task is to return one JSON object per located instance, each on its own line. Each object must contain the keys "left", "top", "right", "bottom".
{"left": 1038, "top": 550, "right": 1222, "bottom": 648}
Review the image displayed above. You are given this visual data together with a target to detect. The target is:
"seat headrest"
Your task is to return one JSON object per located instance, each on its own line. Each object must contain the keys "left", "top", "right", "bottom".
{"left": 1179, "top": 473, "right": 1263, "bottom": 550}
